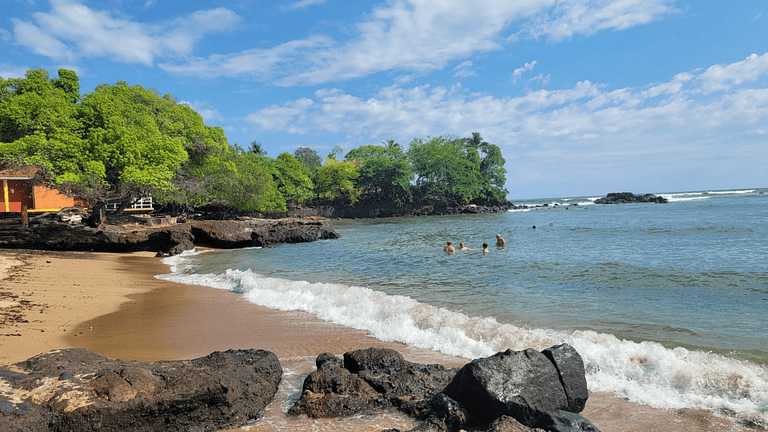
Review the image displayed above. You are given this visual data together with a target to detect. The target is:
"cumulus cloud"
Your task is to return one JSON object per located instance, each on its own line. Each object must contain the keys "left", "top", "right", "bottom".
{"left": 512, "top": 60, "right": 537, "bottom": 84}
{"left": 243, "top": 55, "right": 768, "bottom": 187}
{"left": 11, "top": 0, "right": 240, "bottom": 65}
{"left": 696, "top": 53, "right": 768, "bottom": 94}
{"left": 162, "top": 0, "right": 677, "bottom": 86}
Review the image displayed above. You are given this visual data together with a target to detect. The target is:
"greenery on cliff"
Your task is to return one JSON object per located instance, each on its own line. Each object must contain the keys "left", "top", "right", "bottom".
{"left": 1, "top": 69, "right": 507, "bottom": 218}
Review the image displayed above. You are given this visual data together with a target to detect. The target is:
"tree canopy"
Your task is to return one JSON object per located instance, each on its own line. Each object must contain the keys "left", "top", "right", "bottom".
{"left": 1, "top": 69, "right": 509, "bottom": 219}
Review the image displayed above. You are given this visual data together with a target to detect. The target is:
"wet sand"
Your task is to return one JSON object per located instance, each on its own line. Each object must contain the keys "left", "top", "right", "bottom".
{"left": 0, "top": 249, "right": 754, "bottom": 431}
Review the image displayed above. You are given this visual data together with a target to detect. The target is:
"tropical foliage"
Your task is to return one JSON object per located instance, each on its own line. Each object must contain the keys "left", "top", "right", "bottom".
{"left": 0, "top": 69, "right": 508, "bottom": 219}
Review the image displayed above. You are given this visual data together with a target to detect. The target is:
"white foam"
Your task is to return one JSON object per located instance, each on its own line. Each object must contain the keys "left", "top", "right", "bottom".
{"left": 159, "top": 258, "right": 768, "bottom": 427}
{"left": 707, "top": 189, "right": 755, "bottom": 195}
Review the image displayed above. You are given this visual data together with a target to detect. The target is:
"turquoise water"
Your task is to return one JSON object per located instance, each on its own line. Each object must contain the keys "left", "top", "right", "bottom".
{"left": 160, "top": 188, "right": 768, "bottom": 425}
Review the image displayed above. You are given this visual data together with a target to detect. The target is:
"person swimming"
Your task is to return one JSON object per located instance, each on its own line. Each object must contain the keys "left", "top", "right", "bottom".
{"left": 482, "top": 243, "right": 489, "bottom": 253}
{"left": 459, "top": 242, "right": 475, "bottom": 251}
{"left": 443, "top": 241, "right": 456, "bottom": 253}
{"left": 496, "top": 234, "right": 505, "bottom": 247}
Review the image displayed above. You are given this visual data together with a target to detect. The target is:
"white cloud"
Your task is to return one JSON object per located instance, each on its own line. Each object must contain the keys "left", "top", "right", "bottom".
{"left": 143, "top": 1, "right": 156, "bottom": 9}
{"left": 162, "top": 0, "right": 677, "bottom": 86}
{"left": 512, "top": 60, "right": 537, "bottom": 84}
{"left": 243, "top": 55, "right": 768, "bottom": 186}
{"left": 0, "top": 64, "right": 30, "bottom": 79}
{"left": 11, "top": 0, "right": 240, "bottom": 65}
{"left": 180, "top": 100, "right": 225, "bottom": 124}
{"left": 283, "top": 0, "right": 327, "bottom": 11}
{"left": 520, "top": 0, "right": 679, "bottom": 41}
{"left": 453, "top": 61, "right": 475, "bottom": 78}
{"left": 696, "top": 53, "right": 768, "bottom": 94}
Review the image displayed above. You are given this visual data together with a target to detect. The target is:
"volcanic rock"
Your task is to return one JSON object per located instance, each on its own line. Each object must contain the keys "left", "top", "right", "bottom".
{"left": 289, "top": 348, "right": 458, "bottom": 418}
{"left": 0, "top": 218, "right": 339, "bottom": 255}
{"left": 0, "top": 348, "right": 282, "bottom": 432}
{"left": 594, "top": 192, "right": 667, "bottom": 204}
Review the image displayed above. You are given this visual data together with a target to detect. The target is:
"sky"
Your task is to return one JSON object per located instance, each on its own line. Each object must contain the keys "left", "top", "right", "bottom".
{"left": 1, "top": 0, "right": 766, "bottom": 199}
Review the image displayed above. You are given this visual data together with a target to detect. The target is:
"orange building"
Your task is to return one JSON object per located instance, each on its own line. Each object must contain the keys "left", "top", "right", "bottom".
{"left": 0, "top": 166, "right": 80, "bottom": 213}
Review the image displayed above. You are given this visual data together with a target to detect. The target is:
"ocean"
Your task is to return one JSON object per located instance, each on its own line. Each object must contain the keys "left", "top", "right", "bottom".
{"left": 159, "top": 188, "right": 768, "bottom": 427}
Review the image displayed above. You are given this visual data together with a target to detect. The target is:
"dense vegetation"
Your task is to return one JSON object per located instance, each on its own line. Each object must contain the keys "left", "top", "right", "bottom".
{"left": 0, "top": 69, "right": 507, "bottom": 221}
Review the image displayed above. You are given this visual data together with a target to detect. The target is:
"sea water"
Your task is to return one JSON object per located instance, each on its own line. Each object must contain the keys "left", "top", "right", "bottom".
{"left": 159, "top": 188, "right": 768, "bottom": 426}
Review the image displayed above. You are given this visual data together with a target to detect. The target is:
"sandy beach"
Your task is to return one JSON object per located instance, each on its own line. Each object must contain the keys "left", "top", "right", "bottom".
{"left": 0, "top": 249, "right": 753, "bottom": 432}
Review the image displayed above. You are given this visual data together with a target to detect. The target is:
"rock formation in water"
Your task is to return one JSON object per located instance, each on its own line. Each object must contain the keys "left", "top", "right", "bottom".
{"left": 594, "top": 192, "right": 667, "bottom": 204}
{"left": 0, "top": 348, "right": 282, "bottom": 432}
{"left": 290, "top": 345, "right": 599, "bottom": 432}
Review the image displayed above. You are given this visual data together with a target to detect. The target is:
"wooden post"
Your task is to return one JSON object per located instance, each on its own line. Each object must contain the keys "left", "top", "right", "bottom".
{"left": 21, "top": 205, "right": 28, "bottom": 229}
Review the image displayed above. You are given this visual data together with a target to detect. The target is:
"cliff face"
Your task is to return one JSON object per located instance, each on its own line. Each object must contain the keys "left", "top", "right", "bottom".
{"left": 0, "top": 218, "right": 340, "bottom": 255}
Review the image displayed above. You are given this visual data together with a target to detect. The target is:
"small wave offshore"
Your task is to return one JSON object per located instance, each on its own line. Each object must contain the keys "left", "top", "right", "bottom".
{"left": 158, "top": 251, "right": 768, "bottom": 427}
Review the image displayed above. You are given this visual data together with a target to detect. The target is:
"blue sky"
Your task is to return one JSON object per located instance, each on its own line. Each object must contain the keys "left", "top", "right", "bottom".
{"left": 1, "top": 0, "right": 766, "bottom": 199}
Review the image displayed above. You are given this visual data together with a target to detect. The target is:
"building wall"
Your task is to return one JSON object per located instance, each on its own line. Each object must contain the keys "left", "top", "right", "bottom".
{"left": 33, "top": 184, "right": 75, "bottom": 210}
{"left": 1, "top": 180, "right": 32, "bottom": 212}
{"left": 1, "top": 180, "right": 76, "bottom": 212}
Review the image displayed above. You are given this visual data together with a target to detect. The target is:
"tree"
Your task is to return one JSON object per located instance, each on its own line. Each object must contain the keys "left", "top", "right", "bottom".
{"left": 407, "top": 135, "right": 482, "bottom": 203}
{"left": 249, "top": 141, "right": 267, "bottom": 156}
{"left": 479, "top": 143, "right": 508, "bottom": 200}
{"left": 272, "top": 152, "right": 314, "bottom": 204}
{"left": 293, "top": 147, "right": 322, "bottom": 177}
{"left": 327, "top": 144, "right": 344, "bottom": 160}
{"left": 314, "top": 158, "right": 360, "bottom": 204}
{"left": 73, "top": 81, "right": 191, "bottom": 223}
{"left": 204, "top": 149, "right": 286, "bottom": 212}
{"left": 345, "top": 144, "right": 412, "bottom": 202}
{"left": 464, "top": 132, "right": 507, "bottom": 200}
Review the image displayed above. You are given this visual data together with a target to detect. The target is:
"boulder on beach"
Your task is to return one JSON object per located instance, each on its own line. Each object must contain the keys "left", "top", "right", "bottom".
{"left": 0, "top": 348, "right": 282, "bottom": 432}
{"left": 289, "top": 347, "right": 458, "bottom": 418}
{"left": 292, "top": 344, "right": 598, "bottom": 432}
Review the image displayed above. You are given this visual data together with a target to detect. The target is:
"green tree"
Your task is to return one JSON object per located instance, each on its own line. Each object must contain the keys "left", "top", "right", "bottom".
{"left": 464, "top": 132, "right": 507, "bottom": 200}
{"left": 74, "top": 81, "right": 190, "bottom": 221}
{"left": 407, "top": 135, "right": 482, "bottom": 203}
{"left": 0, "top": 69, "right": 90, "bottom": 204}
{"left": 479, "top": 143, "right": 508, "bottom": 200}
{"left": 249, "top": 141, "right": 267, "bottom": 156}
{"left": 327, "top": 144, "right": 344, "bottom": 160}
{"left": 315, "top": 158, "right": 360, "bottom": 204}
{"left": 205, "top": 149, "right": 286, "bottom": 212}
{"left": 293, "top": 147, "right": 322, "bottom": 177}
{"left": 345, "top": 144, "right": 412, "bottom": 202}
{"left": 272, "top": 152, "right": 314, "bottom": 204}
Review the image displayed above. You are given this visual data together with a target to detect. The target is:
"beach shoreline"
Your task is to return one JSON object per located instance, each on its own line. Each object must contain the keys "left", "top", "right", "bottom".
{"left": 0, "top": 249, "right": 755, "bottom": 431}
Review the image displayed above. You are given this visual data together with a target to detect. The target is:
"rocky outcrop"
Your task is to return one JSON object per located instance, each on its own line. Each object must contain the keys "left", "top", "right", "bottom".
{"left": 0, "top": 218, "right": 340, "bottom": 255}
{"left": 0, "top": 348, "right": 282, "bottom": 432}
{"left": 291, "top": 345, "right": 598, "bottom": 432}
{"left": 284, "top": 198, "right": 515, "bottom": 219}
{"left": 594, "top": 192, "right": 667, "bottom": 204}
{"left": 288, "top": 348, "right": 458, "bottom": 419}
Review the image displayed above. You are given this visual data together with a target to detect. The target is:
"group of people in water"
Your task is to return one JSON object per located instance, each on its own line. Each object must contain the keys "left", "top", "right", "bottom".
{"left": 443, "top": 234, "right": 505, "bottom": 254}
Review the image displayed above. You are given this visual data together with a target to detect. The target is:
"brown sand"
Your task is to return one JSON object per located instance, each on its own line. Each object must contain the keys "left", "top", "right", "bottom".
{"left": 0, "top": 249, "right": 755, "bottom": 431}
